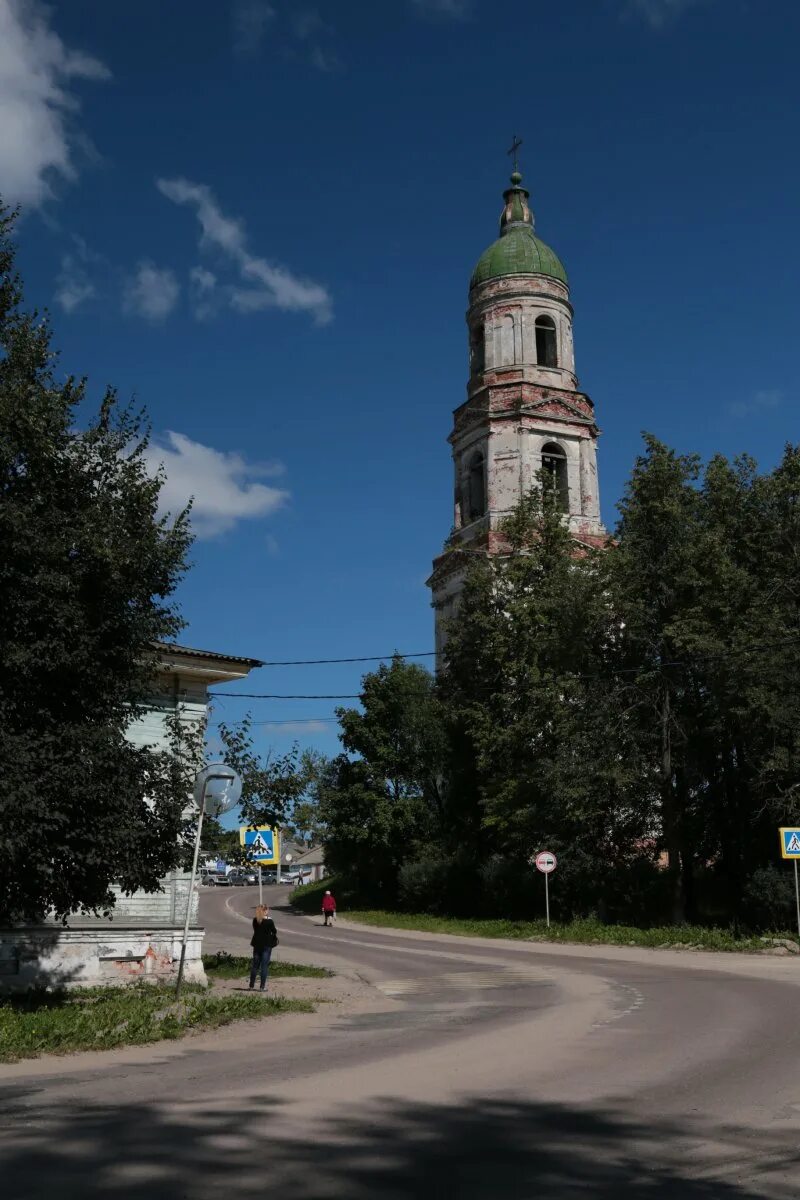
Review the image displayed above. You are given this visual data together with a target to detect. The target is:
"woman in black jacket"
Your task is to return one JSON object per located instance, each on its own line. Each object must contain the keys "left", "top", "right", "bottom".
{"left": 250, "top": 905, "right": 278, "bottom": 991}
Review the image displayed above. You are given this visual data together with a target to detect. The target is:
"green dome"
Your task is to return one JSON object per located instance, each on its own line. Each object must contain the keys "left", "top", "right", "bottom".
{"left": 471, "top": 226, "right": 568, "bottom": 289}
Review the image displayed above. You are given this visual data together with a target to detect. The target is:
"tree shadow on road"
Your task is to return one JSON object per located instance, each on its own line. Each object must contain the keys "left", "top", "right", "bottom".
{"left": 0, "top": 1091, "right": 794, "bottom": 1199}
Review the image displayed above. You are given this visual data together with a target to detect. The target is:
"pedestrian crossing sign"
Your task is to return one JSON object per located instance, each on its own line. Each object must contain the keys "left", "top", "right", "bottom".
{"left": 779, "top": 828, "right": 800, "bottom": 859}
{"left": 240, "top": 825, "right": 279, "bottom": 865}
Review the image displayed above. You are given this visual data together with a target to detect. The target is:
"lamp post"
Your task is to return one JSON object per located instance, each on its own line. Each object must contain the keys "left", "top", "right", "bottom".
{"left": 175, "top": 762, "right": 242, "bottom": 1000}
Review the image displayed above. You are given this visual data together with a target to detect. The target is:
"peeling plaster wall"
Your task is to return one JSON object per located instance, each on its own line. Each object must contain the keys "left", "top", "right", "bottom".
{"left": 430, "top": 264, "right": 607, "bottom": 652}
{"left": 0, "top": 927, "right": 205, "bottom": 991}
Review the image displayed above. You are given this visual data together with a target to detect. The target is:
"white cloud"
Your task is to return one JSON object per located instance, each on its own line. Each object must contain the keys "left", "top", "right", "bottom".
{"left": 145, "top": 431, "right": 289, "bottom": 538}
{"left": 54, "top": 236, "right": 98, "bottom": 312}
{"left": 232, "top": 0, "right": 275, "bottom": 56}
{"left": 292, "top": 8, "right": 328, "bottom": 40}
{"left": 156, "top": 177, "right": 332, "bottom": 325}
{"left": 729, "top": 389, "right": 784, "bottom": 420}
{"left": 307, "top": 44, "right": 343, "bottom": 72}
{"left": 123, "top": 261, "right": 180, "bottom": 321}
{"left": 0, "top": 0, "right": 110, "bottom": 207}
{"left": 189, "top": 264, "right": 217, "bottom": 319}
{"left": 626, "top": 0, "right": 706, "bottom": 28}
{"left": 410, "top": 0, "right": 474, "bottom": 18}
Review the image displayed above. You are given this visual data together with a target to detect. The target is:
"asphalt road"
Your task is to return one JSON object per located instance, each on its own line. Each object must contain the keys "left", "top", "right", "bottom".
{"left": 2, "top": 886, "right": 800, "bottom": 1199}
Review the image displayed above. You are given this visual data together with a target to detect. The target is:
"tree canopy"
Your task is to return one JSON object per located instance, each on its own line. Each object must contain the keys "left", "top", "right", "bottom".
{"left": 320, "top": 441, "right": 800, "bottom": 929}
{"left": 0, "top": 204, "right": 193, "bottom": 922}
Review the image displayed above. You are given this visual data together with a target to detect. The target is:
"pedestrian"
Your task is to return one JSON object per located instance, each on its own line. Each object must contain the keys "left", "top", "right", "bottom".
{"left": 322, "top": 889, "right": 337, "bottom": 927}
{"left": 249, "top": 904, "right": 279, "bottom": 991}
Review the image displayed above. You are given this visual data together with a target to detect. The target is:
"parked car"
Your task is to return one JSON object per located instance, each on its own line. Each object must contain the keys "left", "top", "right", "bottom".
{"left": 200, "top": 870, "right": 229, "bottom": 887}
{"left": 281, "top": 869, "right": 302, "bottom": 886}
{"left": 228, "top": 870, "right": 254, "bottom": 886}
{"left": 261, "top": 870, "right": 277, "bottom": 885}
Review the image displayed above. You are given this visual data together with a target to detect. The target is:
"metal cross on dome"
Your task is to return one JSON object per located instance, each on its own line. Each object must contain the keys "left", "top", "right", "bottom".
{"left": 507, "top": 134, "right": 523, "bottom": 174}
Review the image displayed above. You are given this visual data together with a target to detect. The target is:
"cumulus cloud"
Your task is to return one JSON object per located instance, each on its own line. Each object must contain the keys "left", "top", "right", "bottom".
{"left": 0, "top": 0, "right": 110, "bottom": 207}
{"left": 122, "top": 261, "right": 180, "bottom": 321}
{"left": 729, "top": 389, "right": 784, "bottom": 420}
{"left": 145, "top": 431, "right": 289, "bottom": 538}
{"left": 156, "top": 176, "right": 332, "bottom": 325}
{"left": 232, "top": 0, "right": 275, "bottom": 56}
{"left": 626, "top": 0, "right": 706, "bottom": 28}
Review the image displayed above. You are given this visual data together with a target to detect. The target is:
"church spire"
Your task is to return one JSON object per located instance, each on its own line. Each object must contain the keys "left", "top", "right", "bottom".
{"left": 500, "top": 139, "right": 534, "bottom": 235}
{"left": 500, "top": 170, "right": 534, "bottom": 235}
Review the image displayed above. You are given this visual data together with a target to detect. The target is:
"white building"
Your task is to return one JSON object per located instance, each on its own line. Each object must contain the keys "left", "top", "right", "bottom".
{"left": 0, "top": 642, "right": 261, "bottom": 990}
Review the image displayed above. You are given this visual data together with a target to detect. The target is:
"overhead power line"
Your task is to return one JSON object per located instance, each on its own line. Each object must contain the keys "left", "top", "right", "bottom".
{"left": 258, "top": 651, "right": 437, "bottom": 666}
{"left": 209, "top": 635, "right": 800, "bottom": 701}
{"left": 209, "top": 692, "right": 361, "bottom": 700}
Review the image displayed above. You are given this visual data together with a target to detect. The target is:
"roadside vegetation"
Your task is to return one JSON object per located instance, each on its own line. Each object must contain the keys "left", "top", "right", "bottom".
{"left": 0, "top": 983, "right": 314, "bottom": 1064}
{"left": 290, "top": 444, "right": 800, "bottom": 937}
{"left": 203, "top": 952, "right": 331, "bottom": 979}
{"left": 290, "top": 880, "right": 797, "bottom": 953}
{"left": 335, "top": 911, "right": 795, "bottom": 953}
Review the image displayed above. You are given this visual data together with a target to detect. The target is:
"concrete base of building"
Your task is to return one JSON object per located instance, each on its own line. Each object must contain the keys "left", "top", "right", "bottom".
{"left": 0, "top": 925, "right": 207, "bottom": 991}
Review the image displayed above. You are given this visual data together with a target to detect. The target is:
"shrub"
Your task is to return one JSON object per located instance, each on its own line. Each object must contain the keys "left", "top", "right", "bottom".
{"left": 743, "top": 865, "right": 796, "bottom": 931}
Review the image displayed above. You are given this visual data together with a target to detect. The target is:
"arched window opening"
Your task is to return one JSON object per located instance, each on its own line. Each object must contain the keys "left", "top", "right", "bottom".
{"left": 541, "top": 442, "right": 569, "bottom": 512}
{"left": 535, "top": 315, "right": 558, "bottom": 368}
{"left": 467, "top": 452, "right": 486, "bottom": 522}
{"left": 470, "top": 324, "right": 485, "bottom": 376}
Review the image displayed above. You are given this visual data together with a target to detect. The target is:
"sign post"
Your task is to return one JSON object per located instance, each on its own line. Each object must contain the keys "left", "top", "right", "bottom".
{"left": 779, "top": 828, "right": 800, "bottom": 942}
{"left": 534, "top": 850, "right": 557, "bottom": 928}
{"left": 177, "top": 763, "right": 241, "bottom": 1000}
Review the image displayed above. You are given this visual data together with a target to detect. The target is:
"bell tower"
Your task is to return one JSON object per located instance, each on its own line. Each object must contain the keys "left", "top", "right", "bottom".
{"left": 428, "top": 166, "right": 606, "bottom": 650}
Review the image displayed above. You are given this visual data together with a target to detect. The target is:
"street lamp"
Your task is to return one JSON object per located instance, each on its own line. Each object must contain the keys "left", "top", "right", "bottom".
{"left": 175, "top": 762, "right": 242, "bottom": 999}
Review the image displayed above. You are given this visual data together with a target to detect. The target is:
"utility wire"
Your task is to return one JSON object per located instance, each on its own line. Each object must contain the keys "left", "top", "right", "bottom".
{"left": 258, "top": 651, "right": 437, "bottom": 666}
{"left": 209, "top": 692, "right": 361, "bottom": 700}
{"left": 209, "top": 635, "right": 800, "bottom": 700}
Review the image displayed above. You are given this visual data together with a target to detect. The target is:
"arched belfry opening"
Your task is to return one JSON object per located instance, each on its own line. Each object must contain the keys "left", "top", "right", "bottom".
{"left": 470, "top": 323, "right": 484, "bottom": 376}
{"left": 541, "top": 442, "right": 569, "bottom": 512}
{"left": 535, "top": 315, "right": 558, "bottom": 368}
{"left": 467, "top": 451, "right": 486, "bottom": 522}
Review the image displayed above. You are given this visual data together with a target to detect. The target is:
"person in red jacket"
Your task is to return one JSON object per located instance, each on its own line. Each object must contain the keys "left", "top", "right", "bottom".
{"left": 322, "top": 890, "right": 337, "bottom": 927}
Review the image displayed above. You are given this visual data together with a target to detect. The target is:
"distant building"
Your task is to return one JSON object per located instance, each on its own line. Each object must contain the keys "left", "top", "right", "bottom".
{"left": 294, "top": 844, "right": 327, "bottom": 884}
{"left": 428, "top": 167, "right": 606, "bottom": 649}
{"left": 0, "top": 642, "right": 261, "bottom": 990}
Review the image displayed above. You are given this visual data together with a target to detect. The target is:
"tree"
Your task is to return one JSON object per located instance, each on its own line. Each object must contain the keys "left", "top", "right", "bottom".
{"left": 217, "top": 717, "right": 310, "bottom": 836}
{"left": 440, "top": 483, "right": 653, "bottom": 915}
{"left": 0, "top": 204, "right": 193, "bottom": 922}
{"left": 320, "top": 658, "right": 448, "bottom": 898}
{"left": 287, "top": 750, "right": 329, "bottom": 846}
{"left": 609, "top": 435, "right": 704, "bottom": 922}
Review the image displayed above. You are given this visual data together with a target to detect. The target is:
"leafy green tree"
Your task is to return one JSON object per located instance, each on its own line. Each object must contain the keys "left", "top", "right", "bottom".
{"left": 611, "top": 437, "right": 800, "bottom": 925}
{"left": 0, "top": 204, "right": 193, "bottom": 923}
{"left": 286, "top": 749, "right": 329, "bottom": 846}
{"left": 440, "top": 483, "right": 652, "bottom": 915}
{"left": 217, "top": 717, "right": 310, "bottom": 838}
{"left": 319, "top": 658, "right": 447, "bottom": 898}
{"left": 609, "top": 435, "right": 704, "bottom": 922}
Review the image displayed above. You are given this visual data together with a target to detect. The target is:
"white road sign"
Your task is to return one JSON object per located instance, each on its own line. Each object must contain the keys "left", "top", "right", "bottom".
{"left": 535, "top": 850, "right": 557, "bottom": 875}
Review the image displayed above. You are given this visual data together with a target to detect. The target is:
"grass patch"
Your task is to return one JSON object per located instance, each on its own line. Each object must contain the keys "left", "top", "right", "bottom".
{"left": 290, "top": 876, "right": 336, "bottom": 912}
{"left": 340, "top": 910, "right": 790, "bottom": 953}
{"left": 0, "top": 983, "right": 314, "bottom": 1064}
{"left": 203, "top": 952, "right": 331, "bottom": 979}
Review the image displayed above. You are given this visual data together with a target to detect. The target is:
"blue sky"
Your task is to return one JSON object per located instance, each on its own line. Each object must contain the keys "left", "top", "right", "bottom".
{"left": 3, "top": 0, "right": 798, "bottom": 766}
